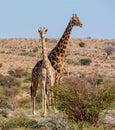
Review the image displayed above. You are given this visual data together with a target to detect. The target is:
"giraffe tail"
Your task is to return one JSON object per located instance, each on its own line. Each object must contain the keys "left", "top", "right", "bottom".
{"left": 30, "top": 82, "right": 33, "bottom": 101}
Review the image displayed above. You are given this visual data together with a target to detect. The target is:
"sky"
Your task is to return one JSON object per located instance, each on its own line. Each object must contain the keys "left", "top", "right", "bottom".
{"left": 0, "top": 0, "right": 115, "bottom": 39}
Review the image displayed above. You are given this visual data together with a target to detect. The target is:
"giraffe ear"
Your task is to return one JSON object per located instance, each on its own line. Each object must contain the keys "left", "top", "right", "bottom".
{"left": 38, "top": 29, "right": 40, "bottom": 33}
{"left": 75, "top": 14, "right": 77, "bottom": 16}
{"left": 38, "top": 27, "right": 41, "bottom": 32}
{"left": 72, "top": 14, "right": 75, "bottom": 17}
{"left": 46, "top": 29, "right": 48, "bottom": 32}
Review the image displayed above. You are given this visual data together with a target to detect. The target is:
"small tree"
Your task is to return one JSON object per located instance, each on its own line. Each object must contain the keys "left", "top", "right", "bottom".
{"left": 102, "top": 44, "right": 115, "bottom": 60}
{"left": 55, "top": 76, "right": 115, "bottom": 125}
{"left": 79, "top": 58, "right": 92, "bottom": 65}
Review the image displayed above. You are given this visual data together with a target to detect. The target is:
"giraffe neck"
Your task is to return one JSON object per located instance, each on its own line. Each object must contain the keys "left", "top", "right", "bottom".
{"left": 49, "top": 21, "right": 73, "bottom": 59}
{"left": 41, "top": 37, "right": 49, "bottom": 67}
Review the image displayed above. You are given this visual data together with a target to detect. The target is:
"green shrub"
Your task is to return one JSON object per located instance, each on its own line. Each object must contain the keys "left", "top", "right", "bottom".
{"left": 0, "top": 51, "right": 5, "bottom": 53}
{"left": 79, "top": 58, "right": 92, "bottom": 65}
{"left": 17, "top": 98, "right": 31, "bottom": 108}
{"left": 23, "top": 75, "right": 31, "bottom": 83}
{"left": 1, "top": 116, "right": 37, "bottom": 130}
{"left": 88, "top": 75, "right": 104, "bottom": 86}
{"left": 0, "top": 75, "right": 15, "bottom": 87}
{"left": 32, "top": 47, "right": 38, "bottom": 53}
{"left": 36, "top": 88, "right": 42, "bottom": 104}
{"left": 0, "top": 74, "right": 21, "bottom": 88}
{"left": 4, "top": 88, "right": 19, "bottom": 98}
{"left": 56, "top": 77, "right": 115, "bottom": 124}
{"left": 79, "top": 42, "right": 86, "bottom": 47}
{"left": 8, "top": 68, "right": 29, "bottom": 78}
{"left": 0, "top": 63, "right": 3, "bottom": 68}
{"left": 20, "top": 50, "right": 29, "bottom": 56}
{"left": 68, "top": 120, "right": 112, "bottom": 130}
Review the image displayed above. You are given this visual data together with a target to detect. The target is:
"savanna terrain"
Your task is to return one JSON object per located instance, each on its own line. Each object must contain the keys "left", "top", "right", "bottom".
{"left": 0, "top": 38, "right": 115, "bottom": 130}
{"left": 0, "top": 38, "right": 115, "bottom": 78}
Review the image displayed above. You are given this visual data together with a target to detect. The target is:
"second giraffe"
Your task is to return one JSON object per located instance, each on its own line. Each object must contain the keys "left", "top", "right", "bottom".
{"left": 31, "top": 27, "right": 55, "bottom": 116}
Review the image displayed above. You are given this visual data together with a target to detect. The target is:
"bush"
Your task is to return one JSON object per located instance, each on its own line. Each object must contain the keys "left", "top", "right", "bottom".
{"left": 0, "top": 97, "right": 14, "bottom": 110}
{"left": 0, "top": 75, "right": 15, "bottom": 87}
{"left": 0, "top": 63, "right": 3, "bottom": 67}
{"left": 17, "top": 98, "right": 31, "bottom": 108}
{"left": 1, "top": 116, "right": 37, "bottom": 130}
{"left": 0, "top": 74, "right": 21, "bottom": 88}
{"left": 4, "top": 88, "right": 19, "bottom": 98}
{"left": 79, "top": 42, "right": 86, "bottom": 47}
{"left": 19, "top": 50, "right": 29, "bottom": 56}
{"left": 55, "top": 76, "right": 115, "bottom": 124}
{"left": 102, "top": 43, "right": 115, "bottom": 60}
{"left": 8, "top": 68, "right": 29, "bottom": 78}
{"left": 33, "top": 47, "right": 38, "bottom": 53}
{"left": 79, "top": 58, "right": 92, "bottom": 65}
{"left": 23, "top": 75, "right": 31, "bottom": 83}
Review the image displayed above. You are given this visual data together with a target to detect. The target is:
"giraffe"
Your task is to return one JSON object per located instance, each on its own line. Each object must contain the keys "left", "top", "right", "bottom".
{"left": 31, "top": 27, "right": 55, "bottom": 116}
{"left": 31, "top": 14, "right": 83, "bottom": 115}
{"left": 48, "top": 14, "right": 83, "bottom": 84}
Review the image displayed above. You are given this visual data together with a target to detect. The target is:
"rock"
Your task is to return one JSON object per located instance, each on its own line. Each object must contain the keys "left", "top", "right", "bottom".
{"left": 99, "top": 110, "right": 115, "bottom": 127}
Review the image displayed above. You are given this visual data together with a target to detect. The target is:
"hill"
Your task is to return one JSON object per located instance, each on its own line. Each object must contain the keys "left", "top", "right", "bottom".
{"left": 0, "top": 38, "right": 115, "bottom": 79}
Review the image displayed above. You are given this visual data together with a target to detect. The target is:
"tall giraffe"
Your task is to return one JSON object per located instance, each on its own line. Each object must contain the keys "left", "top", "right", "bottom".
{"left": 31, "top": 14, "right": 83, "bottom": 115}
{"left": 31, "top": 27, "right": 55, "bottom": 116}
{"left": 48, "top": 14, "right": 83, "bottom": 84}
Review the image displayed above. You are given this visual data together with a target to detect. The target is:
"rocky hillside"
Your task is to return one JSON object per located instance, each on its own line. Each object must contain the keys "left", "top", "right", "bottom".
{"left": 0, "top": 38, "right": 115, "bottom": 79}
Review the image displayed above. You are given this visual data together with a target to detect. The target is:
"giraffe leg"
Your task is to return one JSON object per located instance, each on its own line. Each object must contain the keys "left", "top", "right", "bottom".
{"left": 52, "top": 75, "right": 60, "bottom": 113}
{"left": 52, "top": 90, "right": 58, "bottom": 113}
{"left": 32, "top": 97, "right": 36, "bottom": 115}
{"left": 46, "top": 83, "right": 52, "bottom": 111}
{"left": 47, "top": 85, "right": 54, "bottom": 111}
{"left": 41, "top": 80, "right": 47, "bottom": 117}
{"left": 31, "top": 81, "right": 38, "bottom": 115}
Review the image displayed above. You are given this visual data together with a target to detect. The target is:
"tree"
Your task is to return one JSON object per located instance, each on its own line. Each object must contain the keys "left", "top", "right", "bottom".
{"left": 102, "top": 43, "right": 115, "bottom": 60}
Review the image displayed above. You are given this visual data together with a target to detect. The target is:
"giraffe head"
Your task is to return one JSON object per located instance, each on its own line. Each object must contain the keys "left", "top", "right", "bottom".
{"left": 38, "top": 27, "right": 48, "bottom": 38}
{"left": 70, "top": 14, "right": 83, "bottom": 28}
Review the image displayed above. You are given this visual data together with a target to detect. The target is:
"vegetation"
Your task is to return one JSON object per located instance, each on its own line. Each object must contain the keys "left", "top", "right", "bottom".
{"left": 102, "top": 43, "right": 115, "bottom": 60}
{"left": 8, "top": 68, "right": 29, "bottom": 78}
{"left": 0, "top": 75, "right": 21, "bottom": 88}
{"left": 0, "top": 69, "right": 114, "bottom": 129}
{"left": 79, "top": 58, "right": 92, "bottom": 65}
{"left": 55, "top": 76, "right": 115, "bottom": 125}
{"left": 79, "top": 42, "right": 86, "bottom": 47}
{"left": 0, "top": 63, "right": 2, "bottom": 68}
{"left": 32, "top": 47, "right": 38, "bottom": 53}
{"left": 0, "top": 116, "right": 37, "bottom": 130}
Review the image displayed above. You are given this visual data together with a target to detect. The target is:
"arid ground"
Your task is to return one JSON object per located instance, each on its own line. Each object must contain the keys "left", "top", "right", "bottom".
{"left": 0, "top": 38, "right": 115, "bottom": 79}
